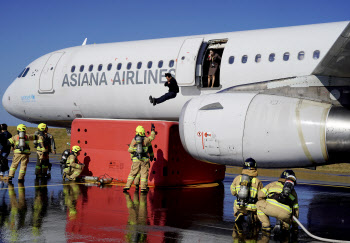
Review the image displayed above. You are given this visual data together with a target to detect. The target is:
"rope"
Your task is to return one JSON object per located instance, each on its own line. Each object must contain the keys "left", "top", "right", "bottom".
{"left": 293, "top": 216, "right": 350, "bottom": 243}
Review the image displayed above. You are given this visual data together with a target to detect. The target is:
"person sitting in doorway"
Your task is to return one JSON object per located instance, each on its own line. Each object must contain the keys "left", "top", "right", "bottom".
{"left": 207, "top": 49, "right": 221, "bottom": 88}
{"left": 149, "top": 73, "right": 179, "bottom": 106}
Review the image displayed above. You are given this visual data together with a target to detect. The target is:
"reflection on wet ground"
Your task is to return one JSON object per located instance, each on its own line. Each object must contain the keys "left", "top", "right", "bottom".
{"left": 0, "top": 160, "right": 349, "bottom": 242}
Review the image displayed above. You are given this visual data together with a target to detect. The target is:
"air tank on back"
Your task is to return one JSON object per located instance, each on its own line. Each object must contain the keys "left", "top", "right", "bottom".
{"left": 179, "top": 92, "right": 350, "bottom": 168}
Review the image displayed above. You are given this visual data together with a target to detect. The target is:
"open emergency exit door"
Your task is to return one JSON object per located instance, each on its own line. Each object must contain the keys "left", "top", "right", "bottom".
{"left": 175, "top": 37, "right": 204, "bottom": 86}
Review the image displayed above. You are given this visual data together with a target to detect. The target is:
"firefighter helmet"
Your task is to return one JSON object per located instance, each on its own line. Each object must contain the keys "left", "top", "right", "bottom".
{"left": 280, "top": 170, "right": 297, "bottom": 182}
{"left": 135, "top": 126, "right": 145, "bottom": 136}
{"left": 72, "top": 146, "right": 81, "bottom": 153}
{"left": 38, "top": 123, "right": 47, "bottom": 131}
{"left": 17, "top": 124, "right": 27, "bottom": 132}
{"left": 243, "top": 158, "right": 257, "bottom": 170}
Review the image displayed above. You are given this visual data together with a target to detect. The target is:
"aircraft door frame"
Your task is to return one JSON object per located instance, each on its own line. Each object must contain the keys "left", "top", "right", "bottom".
{"left": 39, "top": 52, "right": 64, "bottom": 93}
{"left": 175, "top": 37, "right": 204, "bottom": 86}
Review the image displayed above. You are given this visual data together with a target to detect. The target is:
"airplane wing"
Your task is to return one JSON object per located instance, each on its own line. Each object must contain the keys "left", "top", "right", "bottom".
{"left": 312, "top": 22, "right": 350, "bottom": 77}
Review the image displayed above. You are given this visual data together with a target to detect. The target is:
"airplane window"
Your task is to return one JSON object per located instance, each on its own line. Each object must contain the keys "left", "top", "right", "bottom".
{"left": 89, "top": 65, "right": 93, "bottom": 72}
{"left": 107, "top": 63, "right": 112, "bottom": 71}
{"left": 169, "top": 60, "right": 174, "bottom": 67}
{"left": 71, "top": 66, "right": 76, "bottom": 73}
{"left": 22, "top": 67, "right": 30, "bottom": 77}
{"left": 228, "top": 56, "right": 234, "bottom": 64}
{"left": 313, "top": 50, "right": 320, "bottom": 59}
{"left": 283, "top": 52, "right": 290, "bottom": 61}
{"left": 242, "top": 55, "right": 248, "bottom": 64}
{"left": 127, "top": 62, "right": 132, "bottom": 70}
{"left": 181, "top": 56, "right": 185, "bottom": 60}
{"left": 117, "top": 63, "right": 122, "bottom": 70}
{"left": 255, "top": 54, "right": 261, "bottom": 63}
{"left": 269, "top": 53, "right": 275, "bottom": 62}
{"left": 298, "top": 51, "right": 305, "bottom": 60}
{"left": 147, "top": 61, "right": 152, "bottom": 69}
{"left": 158, "top": 60, "right": 163, "bottom": 68}
{"left": 137, "top": 62, "right": 142, "bottom": 69}
{"left": 18, "top": 68, "right": 26, "bottom": 78}
{"left": 98, "top": 64, "right": 103, "bottom": 71}
{"left": 80, "top": 65, "right": 84, "bottom": 72}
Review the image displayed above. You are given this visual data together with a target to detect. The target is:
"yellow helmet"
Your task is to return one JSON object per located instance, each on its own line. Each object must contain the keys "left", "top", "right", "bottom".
{"left": 135, "top": 125, "right": 145, "bottom": 136}
{"left": 17, "top": 124, "right": 26, "bottom": 132}
{"left": 72, "top": 145, "right": 81, "bottom": 153}
{"left": 38, "top": 123, "right": 47, "bottom": 131}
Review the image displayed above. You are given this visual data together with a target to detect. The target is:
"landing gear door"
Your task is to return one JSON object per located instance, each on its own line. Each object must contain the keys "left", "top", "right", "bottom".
{"left": 39, "top": 52, "right": 64, "bottom": 93}
{"left": 176, "top": 37, "right": 204, "bottom": 86}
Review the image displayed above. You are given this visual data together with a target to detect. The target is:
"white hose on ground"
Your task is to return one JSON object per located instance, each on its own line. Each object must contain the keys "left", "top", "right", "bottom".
{"left": 293, "top": 216, "right": 350, "bottom": 243}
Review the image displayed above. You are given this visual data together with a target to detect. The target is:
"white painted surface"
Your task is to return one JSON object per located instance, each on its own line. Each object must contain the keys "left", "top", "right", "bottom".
{"left": 176, "top": 37, "right": 204, "bottom": 86}
{"left": 39, "top": 52, "right": 64, "bottom": 92}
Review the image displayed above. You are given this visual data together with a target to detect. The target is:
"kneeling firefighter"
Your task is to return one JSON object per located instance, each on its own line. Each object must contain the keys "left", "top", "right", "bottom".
{"left": 34, "top": 123, "right": 56, "bottom": 178}
{"left": 256, "top": 170, "right": 299, "bottom": 233}
{"left": 62, "top": 146, "right": 85, "bottom": 181}
{"left": 124, "top": 124, "right": 156, "bottom": 193}
{"left": 230, "top": 158, "right": 263, "bottom": 227}
{"left": 7, "top": 124, "right": 38, "bottom": 182}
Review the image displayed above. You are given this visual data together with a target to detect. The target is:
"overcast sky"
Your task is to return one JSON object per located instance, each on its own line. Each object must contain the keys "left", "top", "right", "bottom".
{"left": 0, "top": 0, "right": 349, "bottom": 127}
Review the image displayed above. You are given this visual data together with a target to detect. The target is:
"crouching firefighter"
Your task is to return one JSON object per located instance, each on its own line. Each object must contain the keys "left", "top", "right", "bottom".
{"left": 7, "top": 124, "right": 38, "bottom": 182}
{"left": 256, "top": 170, "right": 299, "bottom": 234}
{"left": 124, "top": 124, "right": 156, "bottom": 193}
{"left": 230, "top": 158, "right": 263, "bottom": 228}
{"left": 34, "top": 123, "right": 56, "bottom": 178}
{"left": 62, "top": 146, "right": 85, "bottom": 181}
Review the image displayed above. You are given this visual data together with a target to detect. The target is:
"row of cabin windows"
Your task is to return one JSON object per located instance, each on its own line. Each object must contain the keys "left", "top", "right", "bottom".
{"left": 228, "top": 50, "right": 321, "bottom": 64}
{"left": 71, "top": 59, "right": 176, "bottom": 73}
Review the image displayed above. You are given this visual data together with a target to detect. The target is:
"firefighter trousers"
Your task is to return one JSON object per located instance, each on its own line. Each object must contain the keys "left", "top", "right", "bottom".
{"left": 234, "top": 204, "right": 258, "bottom": 223}
{"left": 256, "top": 200, "right": 292, "bottom": 229}
{"left": 36, "top": 152, "right": 50, "bottom": 175}
{"left": 9, "top": 154, "right": 29, "bottom": 180}
{"left": 63, "top": 166, "right": 83, "bottom": 181}
{"left": 125, "top": 159, "right": 150, "bottom": 190}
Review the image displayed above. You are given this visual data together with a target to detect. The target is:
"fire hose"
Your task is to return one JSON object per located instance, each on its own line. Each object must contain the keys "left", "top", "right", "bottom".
{"left": 293, "top": 216, "right": 350, "bottom": 243}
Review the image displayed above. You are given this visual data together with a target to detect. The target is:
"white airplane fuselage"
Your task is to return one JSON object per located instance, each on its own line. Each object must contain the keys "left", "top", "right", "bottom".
{"left": 4, "top": 21, "right": 350, "bottom": 168}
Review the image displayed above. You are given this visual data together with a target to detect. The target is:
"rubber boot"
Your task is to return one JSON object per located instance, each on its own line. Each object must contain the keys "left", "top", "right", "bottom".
{"left": 273, "top": 220, "right": 281, "bottom": 236}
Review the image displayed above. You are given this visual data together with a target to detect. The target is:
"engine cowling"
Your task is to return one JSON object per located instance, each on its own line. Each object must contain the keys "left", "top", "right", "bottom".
{"left": 179, "top": 92, "right": 350, "bottom": 168}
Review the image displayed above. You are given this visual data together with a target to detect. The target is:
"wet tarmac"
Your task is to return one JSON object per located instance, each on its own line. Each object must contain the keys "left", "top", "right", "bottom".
{"left": 0, "top": 159, "right": 349, "bottom": 242}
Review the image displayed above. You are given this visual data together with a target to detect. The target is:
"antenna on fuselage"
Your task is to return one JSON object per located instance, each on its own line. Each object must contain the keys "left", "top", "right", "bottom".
{"left": 82, "top": 38, "right": 87, "bottom": 46}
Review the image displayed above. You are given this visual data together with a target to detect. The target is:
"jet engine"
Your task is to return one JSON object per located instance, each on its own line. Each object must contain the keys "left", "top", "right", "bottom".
{"left": 179, "top": 92, "right": 350, "bottom": 168}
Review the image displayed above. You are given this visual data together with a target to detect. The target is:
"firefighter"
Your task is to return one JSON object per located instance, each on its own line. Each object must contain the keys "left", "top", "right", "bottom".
{"left": 256, "top": 170, "right": 299, "bottom": 234}
{"left": 230, "top": 158, "right": 263, "bottom": 228}
{"left": 123, "top": 124, "right": 156, "bottom": 193}
{"left": 7, "top": 124, "right": 38, "bottom": 182}
{"left": 133, "top": 143, "right": 155, "bottom": 190}
{"left": 34, "top": 123, "right": 56, "bottom": 178}
{"left": 62, "top": 146, "right": 85, "bottom": 181}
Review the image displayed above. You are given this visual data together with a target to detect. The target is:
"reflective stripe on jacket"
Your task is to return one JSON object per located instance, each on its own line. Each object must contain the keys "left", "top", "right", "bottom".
{"left": 230, "top": 171, "right": 263, "bottom": 210}
{"left": 8, "top": 134, "right": 36, "bottom": 154}
{"left": 128, "top": 131, "right": 155, "bottom": 162}
{"left": 258, "top": 181, "right": 299, "bottom": 217}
